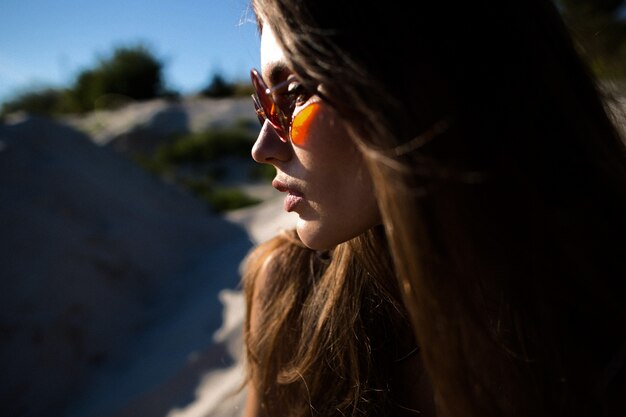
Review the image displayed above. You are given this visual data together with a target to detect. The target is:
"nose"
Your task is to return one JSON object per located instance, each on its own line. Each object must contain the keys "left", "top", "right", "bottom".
{"left": 251, "top": 121, "right": 291, "bottom": 165}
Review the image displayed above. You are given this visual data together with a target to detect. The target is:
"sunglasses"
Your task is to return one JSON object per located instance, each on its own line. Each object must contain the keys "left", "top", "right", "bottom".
{"left": 250, "top": 68, "right": 320, "bottom": 145}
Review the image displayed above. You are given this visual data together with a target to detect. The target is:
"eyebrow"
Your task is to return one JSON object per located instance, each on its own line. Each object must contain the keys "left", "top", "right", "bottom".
{"left": 266, "top": 62, "right": 291, "bottom": 88}
{"left": 255, "top": 14, "right": 263, "bottom": 35}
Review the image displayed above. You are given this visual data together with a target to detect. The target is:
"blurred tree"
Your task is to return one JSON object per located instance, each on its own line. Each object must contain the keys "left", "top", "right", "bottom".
{"left": 0, "top": 88, "right": 77, "bottom": 117}
{"left": 72, "top": 44, "right": 164, "bottom": 112}
{"left": 1, "top": 45, "right": 168, "bottom": 116}
{"left": 560, "top": 0, "right": 626, "bottom": 78}
{"left": 201, "top": 73, "right": 235, "bottom": 97}
{"left": 73, "top": 69, "right": 104, "bottom": 112}
{"left": 232, "top": 81, "right": 255, "bottom": 97}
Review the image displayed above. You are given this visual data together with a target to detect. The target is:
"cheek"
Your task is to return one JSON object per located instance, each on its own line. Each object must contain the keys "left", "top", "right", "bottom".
{"left": 309, "top": 119, "right": 375, "bottom": 211}
{"left": 294, "top": 110, "right": 380, "bottom": 248}
{"left": 302, "top": 106, "right": 364, "bottom": 178}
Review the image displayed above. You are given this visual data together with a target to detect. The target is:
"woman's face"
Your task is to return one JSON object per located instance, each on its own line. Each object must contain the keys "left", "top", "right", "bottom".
{"left": 252, "top": 25, "right": 380, "bottom": 250}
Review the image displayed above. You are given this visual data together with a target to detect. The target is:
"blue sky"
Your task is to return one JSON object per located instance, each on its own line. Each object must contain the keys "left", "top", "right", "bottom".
{"left": 0, "top": 0, "right": 260, "bottom": 104}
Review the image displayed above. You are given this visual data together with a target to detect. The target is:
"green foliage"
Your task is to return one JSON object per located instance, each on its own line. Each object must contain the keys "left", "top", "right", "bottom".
{"left": 232, "top": 81, "right": 255, "bottom": 97}
{"left": 249, "top": 163, "right": 276, "bottom": 181}
{"left": 179, "top": 176, "right": 215, "bottom": 199}
{"left": 1, "top": 44, "right": 166, "bottom": 116}
{"left": 72, "top": 45, "right": 164, "bottom": 112}
{"left": 203, "top": 186, "right": 261, "bottom": 212}
{"left": 178, "top": 177, "right": 260, "bottom": 212}
{"left": 0, "top": 45, "right": 256, "bottom": 116}
{"left": 152, "top": 127, "right": 255, "bottom": 165}
{"left": 137, "top": 125, "right": 263, "bottom": 212}
{"left": 233, "top": 116, "right": 259, "bottom": 130}
{"left": 1, "top": 87, "right": 78, "bottom": 116}
{"left": 132, "top": 153, "right": 174, "bottom": 176}
{"left": 201, "top": 73, "right": 254, "bottom": 98}
{"left": 201, "top": 74, "right": 235, "bottom": 97}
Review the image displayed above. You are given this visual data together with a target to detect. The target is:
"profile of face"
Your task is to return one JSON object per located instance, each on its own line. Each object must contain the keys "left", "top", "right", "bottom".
{"left": 251, "top": 25, "right": 380, "bottom": 250}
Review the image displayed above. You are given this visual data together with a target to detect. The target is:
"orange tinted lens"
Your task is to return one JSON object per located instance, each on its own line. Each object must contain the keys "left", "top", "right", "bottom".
{"left": 251, "top": 69, "right": 283, "bottom": 132}
{"left": 290, "top": 102, "right": 321, "bottom": 145}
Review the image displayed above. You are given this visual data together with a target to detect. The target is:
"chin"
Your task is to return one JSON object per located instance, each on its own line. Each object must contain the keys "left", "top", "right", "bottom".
{"left": 296, "top": 230, "right": 332, "bottom": 251}
{"left": 296, "top": 221, "right": 354, "bottom": 251}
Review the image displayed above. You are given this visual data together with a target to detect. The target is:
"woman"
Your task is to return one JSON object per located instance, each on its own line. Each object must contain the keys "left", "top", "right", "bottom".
{"left": 243, "top": 0, "right": 626, "bottom": 416}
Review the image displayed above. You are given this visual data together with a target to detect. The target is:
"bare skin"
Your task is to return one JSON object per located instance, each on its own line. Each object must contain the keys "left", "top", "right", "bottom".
{"left": 251, "top": 25, "right": 380, "bottom": 251}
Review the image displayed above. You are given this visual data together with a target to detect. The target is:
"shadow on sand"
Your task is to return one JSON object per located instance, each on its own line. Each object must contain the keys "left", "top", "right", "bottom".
{"left": 0, "top": 115, "right": 253, "bottom": 417}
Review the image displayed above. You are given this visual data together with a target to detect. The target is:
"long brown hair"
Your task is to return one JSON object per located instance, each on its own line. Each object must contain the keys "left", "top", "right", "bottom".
{"left": 252, "top": 0, "right": 626, "bottom": 416}
{"left": 243, "top": 227, "right": 418, "bottom": 416}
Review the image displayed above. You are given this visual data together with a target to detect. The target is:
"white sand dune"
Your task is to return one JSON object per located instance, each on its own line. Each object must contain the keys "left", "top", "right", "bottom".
{"left": 64, "top": 97, "right": 258, "bottom": 151}
{"left": 0, "top": 108, "right": 295, "bottom": 417}
{"left": 65, "top": 197, "right": 295, "bottom": 417}
{"left": 160, "top": 198, "right": 296, "bottom": 417}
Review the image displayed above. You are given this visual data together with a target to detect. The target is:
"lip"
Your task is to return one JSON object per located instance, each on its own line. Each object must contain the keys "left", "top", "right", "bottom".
{"left": 272, "top": 179, "right": 304, "bottom": 212}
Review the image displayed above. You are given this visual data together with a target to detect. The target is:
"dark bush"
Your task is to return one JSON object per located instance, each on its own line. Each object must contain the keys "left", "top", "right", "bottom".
{"left": 249, "top": 164, "right": 276, "bottom": 181}
{"left": 71, "top": 44, "right": 164, "bottom": 112}
{"left": 153, "top": 128, "right": 255, "bottom": 165}
{"left": 204, "top": 187, "right": 261, "bottom": 212}
{"left": 177, "top": 177, "right": 260, "bottom": 212}
{"left": 201, "top": 74, "right": 235, "bottom": 98}
{"left": 232, "top": 81, "right": 255, "bottom": 97}
{"left": 200, "top": 73, "right": 254, "bottom": 98}
{"left": 1, "top": 44, "right": 167, "bottom": 115}
{"left": 1, "top": 88, "right": 77, "bottom": 116}
{"left": 136, "top": 124, "right": 263, "bottom": 212}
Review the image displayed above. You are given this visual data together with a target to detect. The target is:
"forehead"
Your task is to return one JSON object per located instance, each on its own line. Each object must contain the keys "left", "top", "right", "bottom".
{"left": 260, "top": 25, "right": 290, "bottom": 85}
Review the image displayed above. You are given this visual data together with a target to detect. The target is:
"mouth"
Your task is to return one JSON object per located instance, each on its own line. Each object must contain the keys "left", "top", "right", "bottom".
{"left": 272, "top": 179, "right": 304, "bottom": 212}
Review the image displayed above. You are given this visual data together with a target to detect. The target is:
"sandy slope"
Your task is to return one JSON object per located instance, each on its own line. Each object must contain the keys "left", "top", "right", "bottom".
{"left": 63, "top": 197, "right": 295, "bottom": 417}
{"left": 0, "top": 107, "right": 295, "bottom": 417}
{"left": 64, "top": 97, "right": 258, "bottom": 152}
{"left": 94, "top": 197, "right": 295, "bottom": 417}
